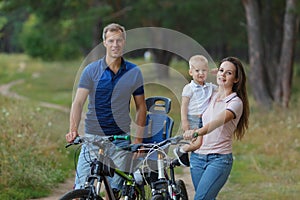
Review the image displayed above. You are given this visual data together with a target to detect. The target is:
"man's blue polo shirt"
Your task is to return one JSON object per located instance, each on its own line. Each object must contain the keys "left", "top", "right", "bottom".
{"left": 78, "top": 57, "right": 144, "bottom": 136}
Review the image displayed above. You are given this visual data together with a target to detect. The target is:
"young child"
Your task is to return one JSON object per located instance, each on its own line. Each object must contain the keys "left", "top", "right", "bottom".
{"left": 174, "top": 55, "right": 217, "bottom": 166}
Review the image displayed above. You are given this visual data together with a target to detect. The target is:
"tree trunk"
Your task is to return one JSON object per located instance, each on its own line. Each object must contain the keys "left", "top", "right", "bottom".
{"left": 152, "top": 49, "right": 173, "bottom": 79}
{"left": 150, "top": 29, "right": 173, "bottom": 79}
{"left": 278, "top": 0, "right": 298, "bottom": 107}
{"left": 242, "top": 0, "right": 298, "bottom": 109}
{"left": 242, "top": 0, "right": 273, "bottom": 108}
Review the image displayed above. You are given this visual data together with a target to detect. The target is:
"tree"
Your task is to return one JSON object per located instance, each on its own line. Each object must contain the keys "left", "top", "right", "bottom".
{"left": 242, "top": 0, "right": 299, "bottom": 108}
{"left": 1, "top": 0, "right": 247, "bottom": 66}
{"left": 1, "top": 0, "right": 113, "bottom": 60}
{"left": 122, "top": 0, "right": 246, "bottom": 79}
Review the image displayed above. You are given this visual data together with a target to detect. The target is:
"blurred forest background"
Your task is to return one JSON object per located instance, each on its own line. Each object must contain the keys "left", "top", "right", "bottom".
{"left": 1, "top": 0, "right": 300, "bottom": 199}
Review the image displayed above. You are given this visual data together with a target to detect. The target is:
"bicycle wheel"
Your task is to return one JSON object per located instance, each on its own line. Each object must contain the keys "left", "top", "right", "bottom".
{"left": 59, "top": 189, "right": 103, "bottom": 200}
{"left": 175, "top": 179, "right": 188, "bottom": 200}
{"left": 122, "top": 184, "right": 146, "bottom": 200}
{"left": 135, "top": 184, "right": 146, "bottom": 200}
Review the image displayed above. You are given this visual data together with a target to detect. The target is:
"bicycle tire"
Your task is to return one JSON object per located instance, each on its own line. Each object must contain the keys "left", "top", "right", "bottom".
{"left": 122, "top": 185, "right": 146, "bottom": 200}
{"left": 59, "top": 189, "right": 103, "bottom": 200}
{"left": 175, "top": 179, "right": 188, "bottom": 200}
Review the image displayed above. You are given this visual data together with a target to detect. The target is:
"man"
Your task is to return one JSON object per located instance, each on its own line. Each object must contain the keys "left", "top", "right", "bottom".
{"left": 65, "top": 23, "right": 147, "bottom": 193}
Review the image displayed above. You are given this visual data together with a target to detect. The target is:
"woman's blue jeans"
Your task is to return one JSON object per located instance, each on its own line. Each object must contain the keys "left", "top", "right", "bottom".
{"left": 190, "top": 152, "right": 233, "bottom": 200}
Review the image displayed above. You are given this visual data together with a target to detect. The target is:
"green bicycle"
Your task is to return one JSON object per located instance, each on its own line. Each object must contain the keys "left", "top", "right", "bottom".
{"left": 59, "top": 135, "right": 147, "bottom": 200}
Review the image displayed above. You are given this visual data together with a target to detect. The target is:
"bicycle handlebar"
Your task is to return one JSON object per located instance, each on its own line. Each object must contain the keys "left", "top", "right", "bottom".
{"left": 65, "top": 135, "right": 130, "bottom": 148}
{"left": 122, "top": 135, "right": 185, "bottom": 153}
{"left": 65, "top": 134, "right": 191, "bottom": 154}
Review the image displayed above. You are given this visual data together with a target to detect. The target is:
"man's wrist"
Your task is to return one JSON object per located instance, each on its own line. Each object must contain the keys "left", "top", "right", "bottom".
{"left": 133, "top": 137, "right": 143, "bottom": 144}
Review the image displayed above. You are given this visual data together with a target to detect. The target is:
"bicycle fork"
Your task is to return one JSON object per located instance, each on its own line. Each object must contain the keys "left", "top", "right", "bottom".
{"left": 84, "top": 148, "right": 117, "bottom": 200}
{"left": 151, "top": 152, "right": 178, "bottom": 199}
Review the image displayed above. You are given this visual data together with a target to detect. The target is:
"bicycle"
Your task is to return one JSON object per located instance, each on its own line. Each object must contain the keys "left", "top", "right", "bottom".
{"left": 59, "top": 135, "right": 147, "bottom": 200}
{"left": 124, "top": 135, "right": 189, "bottom": 200}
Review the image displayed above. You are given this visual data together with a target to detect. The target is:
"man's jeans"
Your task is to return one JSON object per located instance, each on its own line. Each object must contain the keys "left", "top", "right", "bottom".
{"left": 190, "top": 152, "right": 233, "bottom": 200}
{"left": 74, "top": 133, "right": 131, "bottom": 190}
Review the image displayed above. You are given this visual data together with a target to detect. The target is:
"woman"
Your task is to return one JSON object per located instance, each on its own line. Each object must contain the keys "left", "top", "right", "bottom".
{"left": 181, "top": 56, "right": 250, "bottom": 200}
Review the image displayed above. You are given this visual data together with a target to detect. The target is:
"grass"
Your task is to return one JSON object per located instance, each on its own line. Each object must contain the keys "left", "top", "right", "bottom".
{"left": 0, "top": 54, "right": 300, "bottom": 199}
{"left": 0, "top": 53, "right": 78, "bottom": 106}
{"left": 0, "top": 96, "right": 73, "bottom": 200}
{"left": 219, "top": 103, "right": 300, "bottom": 199}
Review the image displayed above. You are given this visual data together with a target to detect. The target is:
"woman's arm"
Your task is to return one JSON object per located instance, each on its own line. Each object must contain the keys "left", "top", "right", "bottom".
{"left": 184, "top": 109, "right": 235, "bottom": 139}
{"left": 181, "top": 136, "right": 203, "bottom": 152}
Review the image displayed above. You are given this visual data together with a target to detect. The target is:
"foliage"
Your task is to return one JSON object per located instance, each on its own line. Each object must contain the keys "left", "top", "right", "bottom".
{"left": 0, "top": 96, "right": 71, "bottom": 199}
{"left": 19, "top": 13, "right": 86, "bottom": 60}
{"left": 122, "top": 0, "right": 246, "bottom": 59}
{"left": 2, "top": 0, "right": 112, "bottom": 60}
{"left": 1, "top": 0, "right": 247, "bottom": 60}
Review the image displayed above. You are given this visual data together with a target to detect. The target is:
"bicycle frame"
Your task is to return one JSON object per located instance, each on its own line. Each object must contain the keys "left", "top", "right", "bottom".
{"left": 82, "top": 161, "right": 144, "bottom": 200}
{"left": 136, "top": 136, "right": 189, "bottom": 200}
{"left": 61, "top": 135, "right": 146, "bottom": 200}
{"left": 149, "top": 151, "right": 178, "bottom": 199}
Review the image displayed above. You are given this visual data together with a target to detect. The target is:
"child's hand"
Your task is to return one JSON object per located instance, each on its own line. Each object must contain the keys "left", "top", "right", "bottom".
{"left": 181, "top": 121, "right": 190, "bottom": 131}
{"left": 210, "top": 68, "right": 218, "bottom": 75}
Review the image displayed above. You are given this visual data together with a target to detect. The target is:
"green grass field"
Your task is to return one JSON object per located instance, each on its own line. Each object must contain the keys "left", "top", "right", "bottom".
{"left": 0, "top": 54, "right": 299, "bottom": 199}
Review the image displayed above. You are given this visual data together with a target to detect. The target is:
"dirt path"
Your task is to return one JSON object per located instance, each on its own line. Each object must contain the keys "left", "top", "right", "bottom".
{"left": 0, "top": 79, "right": 26, "bottom": 100}
{"left": 29, "top": 178, "right": 74, "bottom": 200}
{"left": 0, "top": 80, "right": 195, "bottom": 200}
{"left": 0, "top": 80, "right": 69, "bottom": 113}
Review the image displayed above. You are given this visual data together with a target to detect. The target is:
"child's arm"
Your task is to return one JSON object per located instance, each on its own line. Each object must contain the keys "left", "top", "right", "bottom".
{"left": 181, "top": 96, "right": 190, "bottom": 131}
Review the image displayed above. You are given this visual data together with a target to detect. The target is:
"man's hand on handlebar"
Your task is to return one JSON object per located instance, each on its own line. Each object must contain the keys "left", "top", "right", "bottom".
{"left": 66, "top": 131, "right": 79, "bottom": 143}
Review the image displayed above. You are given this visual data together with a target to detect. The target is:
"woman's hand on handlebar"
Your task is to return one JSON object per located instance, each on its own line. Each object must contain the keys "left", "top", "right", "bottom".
{"left": 183, "top": 129, "right": 197, "bottom": 140}
{"left": 66, "top": 131, "right": 79, "bottom": 143}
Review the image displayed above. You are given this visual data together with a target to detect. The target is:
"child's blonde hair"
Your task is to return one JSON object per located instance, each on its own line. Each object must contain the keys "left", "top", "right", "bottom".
{"left": 189, "top": 55, "right": 208, "bottom": 69}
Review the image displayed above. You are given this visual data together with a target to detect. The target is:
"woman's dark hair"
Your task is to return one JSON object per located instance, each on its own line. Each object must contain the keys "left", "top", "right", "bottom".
{"left": 220, "top": 57, "right": 249, "bottom": 140}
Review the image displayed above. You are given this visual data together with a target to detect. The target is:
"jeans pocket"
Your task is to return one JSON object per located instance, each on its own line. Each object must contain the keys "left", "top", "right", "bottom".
{"left": 220, "top": 154, "right": 233, "bottom": 165}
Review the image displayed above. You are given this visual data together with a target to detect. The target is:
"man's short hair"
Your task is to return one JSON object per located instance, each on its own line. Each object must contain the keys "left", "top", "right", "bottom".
{"left": 102, "top": 23, "right": 126, "bottom": 41}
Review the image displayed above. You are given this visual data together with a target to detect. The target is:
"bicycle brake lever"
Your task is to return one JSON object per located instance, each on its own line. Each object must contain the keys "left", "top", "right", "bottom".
{"left": 65, "top": 136, "right": 82, "bottom": 148}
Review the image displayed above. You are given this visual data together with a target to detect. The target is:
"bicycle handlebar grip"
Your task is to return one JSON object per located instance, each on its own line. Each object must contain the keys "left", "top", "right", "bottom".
{"left": 65, "top": 136, "right": 82, "bottom": 148}
{"left": 113, "top": 135, "right": 130, "bottom": 141}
